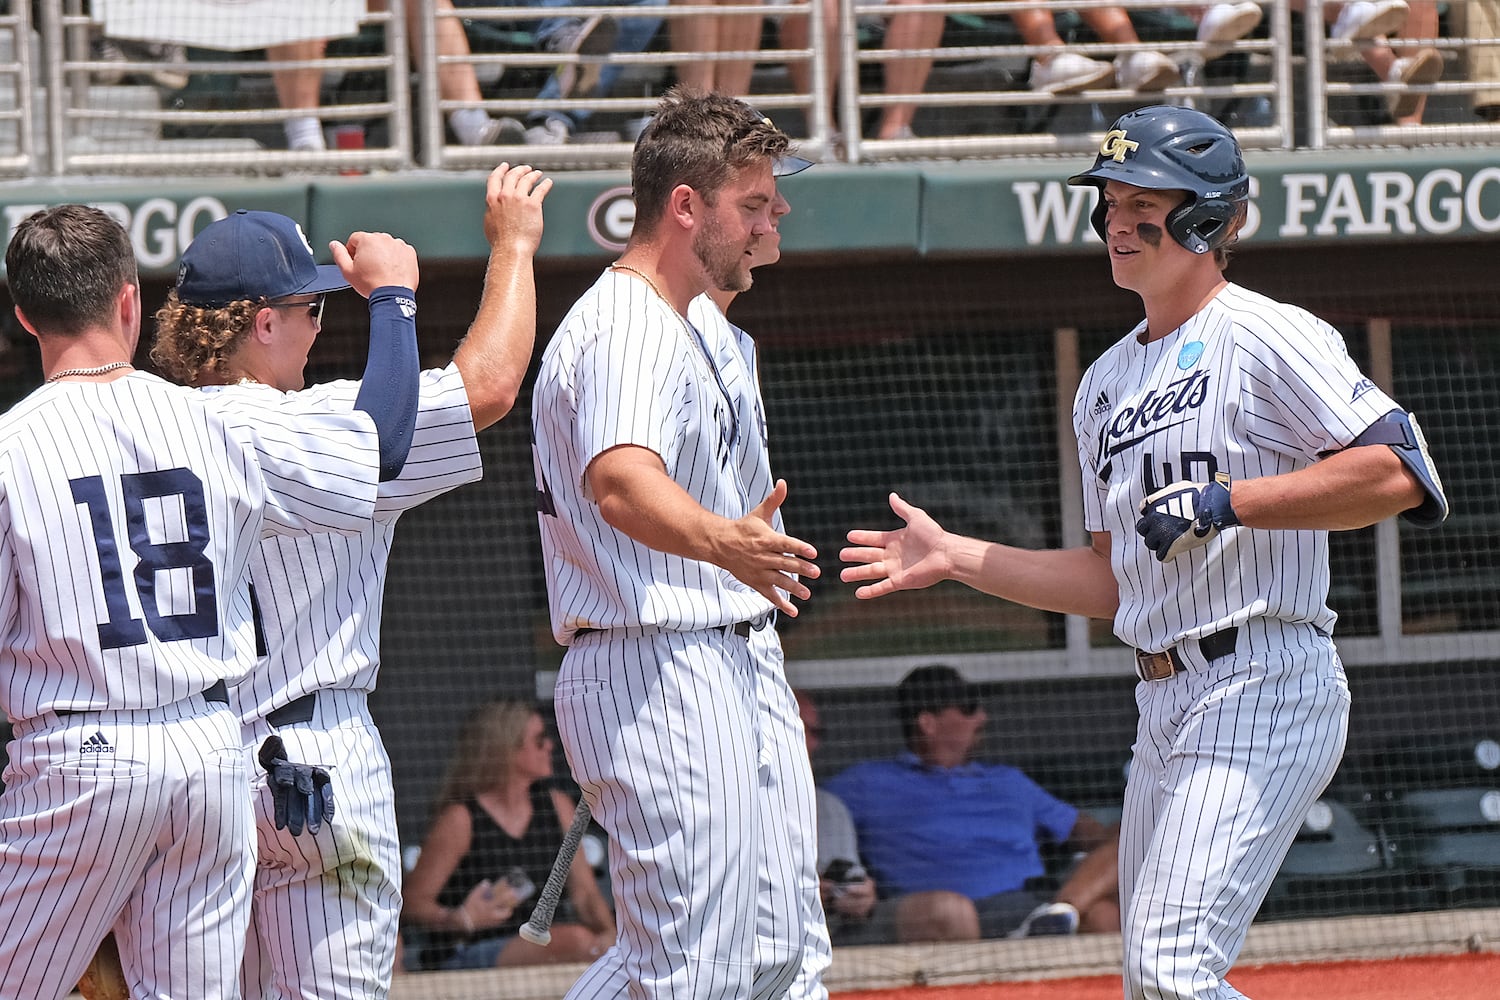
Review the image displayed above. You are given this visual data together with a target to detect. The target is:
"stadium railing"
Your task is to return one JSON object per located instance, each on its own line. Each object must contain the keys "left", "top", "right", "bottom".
{"left": 5, "top": 0, "right": 1500, "bottom": 176}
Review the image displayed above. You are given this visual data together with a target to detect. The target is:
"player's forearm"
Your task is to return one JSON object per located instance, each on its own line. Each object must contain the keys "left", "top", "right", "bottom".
{"left": 949, "top": 536, "right": 1119, "bottom": 619}
{"left": 596, "top": 472, "right": 739, "bottom": 566}
{"left": 355, "top": 286, "right": 421, "bottom": 480}
{"left": 1227, "top": 446, "right": 1424, "bottom": 531}
{"left": 453, "top": 244, "right": 536, "bottom": 432}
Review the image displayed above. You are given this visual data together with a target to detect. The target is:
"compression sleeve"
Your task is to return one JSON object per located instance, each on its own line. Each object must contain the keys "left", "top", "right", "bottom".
{"left": 355, "top": 285, "right": 420, "bottom": 481}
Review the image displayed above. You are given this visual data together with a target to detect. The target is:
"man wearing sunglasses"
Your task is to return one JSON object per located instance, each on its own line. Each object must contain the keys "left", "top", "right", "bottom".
{"left": 150, "top": 162, "right": 551, "bottom": 1000}
{"left": 825, "top": 664, "right": 1121, "bottom": 943}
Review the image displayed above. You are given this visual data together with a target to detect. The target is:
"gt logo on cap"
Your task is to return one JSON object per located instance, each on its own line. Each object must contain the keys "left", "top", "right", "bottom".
{"left": 1099, "top": 129, "right": 1139, "bottom": 163}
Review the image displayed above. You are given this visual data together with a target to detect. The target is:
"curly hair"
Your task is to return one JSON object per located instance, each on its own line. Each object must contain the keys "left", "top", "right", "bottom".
{"left": 150, "top": 290, "right": 263, "bottom": 386}
{"left": 630, "top": 85, "right": 792, "bottom": 237}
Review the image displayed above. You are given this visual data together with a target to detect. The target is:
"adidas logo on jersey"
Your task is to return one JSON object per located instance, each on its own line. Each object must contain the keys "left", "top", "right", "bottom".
{"left": 396, "top": 296, "right": 417, "bottom": 318}
{"left": 80, "top": 731, "right": 115, "bottom": 754}
{"left": 1092, "top": 391, "right": 1112, "bottom": 417}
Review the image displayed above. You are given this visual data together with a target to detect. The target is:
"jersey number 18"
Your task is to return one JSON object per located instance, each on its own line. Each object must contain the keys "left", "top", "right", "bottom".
{"left": 71, "top": 468, "right": 219, "bottom": 649}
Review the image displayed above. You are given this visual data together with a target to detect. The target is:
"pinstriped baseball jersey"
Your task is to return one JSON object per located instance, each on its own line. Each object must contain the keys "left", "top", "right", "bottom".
{"left": 0, "top": 369, "right": 378, "bottom": 1000}
{"left": 202, "top": 364, "right": 480, "bottom": 1000}
{"left": 0, "top": 372, "right": 380, "bottom": 723}
{"left": 1072, "top": 282, "right": 1401, "bottom": 653}
{"left": 217, "top": 364, "right": 481, "bottom": 721}
{"left": 533, "top": 271, "right": 774, "bottom": 643}
{"left": 690, "top": 296, "right": 832, "bottom": 1000}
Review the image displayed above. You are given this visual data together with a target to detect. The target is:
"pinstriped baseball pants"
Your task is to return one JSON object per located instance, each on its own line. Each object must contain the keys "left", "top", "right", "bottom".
{"left": 555, "top": 625, "right": 810, "bottom": 999}
{"left": 1119, "top": 626, "right": 1350, "bottom": 1000}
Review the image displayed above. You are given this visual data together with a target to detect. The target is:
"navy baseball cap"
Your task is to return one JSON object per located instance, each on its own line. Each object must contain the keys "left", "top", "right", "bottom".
{"left": 175, "top": 209, "right": 350, "bottom": 307}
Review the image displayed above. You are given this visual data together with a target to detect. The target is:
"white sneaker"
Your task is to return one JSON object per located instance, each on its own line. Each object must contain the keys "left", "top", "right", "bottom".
{"left": 1197, "top": 2, "right": 1263, "bottom": 61}
{"left": 1331, "top": 0, "right": 1409, "bottom": 42}
{"left": 525, "top": 118, "right": 572, "bottom": 145}
{"left": 1029, "top": 52, "right": 1115, "bottom": 94}
{"left": 470, "top": 116, "right": 527, "bottom": 146}
{"left": 547, "top": 14, "right": 619, "bottom": 100}
{"left": 1115, "top": 51, "right": 1181, "bottom": 92}
{"left": 1010, "top": 901, "right": 1080, "bottom": 938}
{"left": 1386, "top": 46, "right": 1442, "bottom": 120}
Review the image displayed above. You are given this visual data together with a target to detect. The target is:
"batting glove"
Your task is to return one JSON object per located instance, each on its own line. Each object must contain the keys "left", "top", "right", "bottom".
{"left": 1136, "top": 474, "right": 1239, "bottom": 562}
{"left": 259, "top": 734, "right": 336, "bottom": 836}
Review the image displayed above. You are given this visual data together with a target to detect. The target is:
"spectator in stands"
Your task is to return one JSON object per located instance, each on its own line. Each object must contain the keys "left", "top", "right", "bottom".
{"left": 671, "top": 0, "right": 766, "bottom": 96}
{"left": 506, "top": 0, "right": 669, "bottom": 144}
{"left": 269, "top": 0, "right": 527, "bottom": 150}
{"left": 1299, "top": 0, "right": 1443, "bottom": 123}
{"left": 791, "top": 690, "right": 883, "bottom": 945}
{"left": 825, "top": 665, "right": 1121, "bottom": 942}
{"left": 1468, "top": 0, "right": 1500, "bottom": 120}
{"left": 779, "top": 0, "right": 945, "bottom": 143}
{"left": 401, "top": 701, "right": 615, "bottom": 969}
{"left": 781, "top": 0, "right": 1254, "bottom": 145}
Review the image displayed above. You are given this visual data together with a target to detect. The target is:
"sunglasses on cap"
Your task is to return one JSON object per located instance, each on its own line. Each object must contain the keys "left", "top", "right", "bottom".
{"left": 269, "top": 294, "right": 326, "bottom": 326}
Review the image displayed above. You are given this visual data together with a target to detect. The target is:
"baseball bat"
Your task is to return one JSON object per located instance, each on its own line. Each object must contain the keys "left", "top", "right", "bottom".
{"left": 519, "top": 797, "right": 592, "bottom": 946}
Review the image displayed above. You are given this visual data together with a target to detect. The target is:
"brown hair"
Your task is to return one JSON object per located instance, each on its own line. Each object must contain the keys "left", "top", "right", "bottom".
{"left": 433, "top": 701, "right": 541, "bottom": 808}
{"left": 150, "top": 289, "right": 263, "bottom": 385}
{"left": 630, "top": 85, "right": 791, "bottom": 237}
{"left": 4, "top": 205, "right": 138, "bottom": 335}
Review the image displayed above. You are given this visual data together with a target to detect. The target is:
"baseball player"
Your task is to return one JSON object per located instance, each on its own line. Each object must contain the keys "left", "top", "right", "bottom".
{"left": 532, "top": 87, "right": 820, "bottom": 1000}
{"left": 840, "top": 105, "right": 1446, "bottom": 1000}
{"left": 0, "top": 204, "right": 413, "bottom": 1000}
{"left": 692, "top": 183, "right": 835, "bottom": 1000}
{"left": 149, "top": 164, "right": 550, "bottom": 1000}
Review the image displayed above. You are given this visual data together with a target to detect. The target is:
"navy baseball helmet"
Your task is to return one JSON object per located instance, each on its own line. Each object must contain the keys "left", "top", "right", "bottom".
{"left": 1067, "top": 105, "right": 1250, "bottom": 255}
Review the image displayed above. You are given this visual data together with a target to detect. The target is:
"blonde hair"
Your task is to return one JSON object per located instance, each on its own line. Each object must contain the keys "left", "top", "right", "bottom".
{"left": 150, "top": 289, "right": 262, "bottom": 385}
{"left": 434, "top": 700, "right": 541, "bottom": 807}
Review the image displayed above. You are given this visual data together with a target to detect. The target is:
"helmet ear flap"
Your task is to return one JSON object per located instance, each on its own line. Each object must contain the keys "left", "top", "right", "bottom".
{"left": 1089, "top": 190, "right": 1109, "bottom": 243}
{"left": 1167, "top": 196, "right": 1235, "bottom": 255}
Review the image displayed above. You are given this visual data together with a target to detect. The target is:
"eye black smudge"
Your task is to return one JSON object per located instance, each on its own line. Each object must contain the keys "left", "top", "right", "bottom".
{"left": 1137, "top": 223, "right": 1164, "bottom": 248}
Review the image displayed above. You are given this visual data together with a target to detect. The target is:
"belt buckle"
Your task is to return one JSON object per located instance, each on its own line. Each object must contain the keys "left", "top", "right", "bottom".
{"left": 1135, "top": 648, "right": 1178, "bottom": 682}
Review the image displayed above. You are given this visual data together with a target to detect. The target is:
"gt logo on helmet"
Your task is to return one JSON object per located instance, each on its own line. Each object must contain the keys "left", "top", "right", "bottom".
{"left": 1099, "top": 129, "right": 1139, "bottom": 163}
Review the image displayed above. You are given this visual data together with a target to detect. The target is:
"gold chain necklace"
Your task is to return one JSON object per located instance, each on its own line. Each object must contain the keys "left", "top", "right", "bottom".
{"left": 609, "top": 263, "right": 679, "bottom": 315}
{"left": 46, "top": 361, "right": 131, "bottom": 383}
{"left": 608, "top": 262, "right": 741, "bottom": 451}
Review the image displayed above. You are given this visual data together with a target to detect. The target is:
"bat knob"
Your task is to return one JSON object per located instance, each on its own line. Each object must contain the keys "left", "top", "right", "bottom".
{"left": 518, "top": 922, "right": 552, "bottom": 946}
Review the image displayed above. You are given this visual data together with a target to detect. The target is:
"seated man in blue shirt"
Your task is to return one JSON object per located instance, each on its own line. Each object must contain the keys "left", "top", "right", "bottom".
{"left": 826, "top": 664, "right": 1120, "bottom": 942}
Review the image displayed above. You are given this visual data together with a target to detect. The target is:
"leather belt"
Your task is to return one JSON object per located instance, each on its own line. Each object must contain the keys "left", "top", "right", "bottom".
{"left": 1134, "top": 627, "right": 1239, "bottom": 682}
{"left": 266, "top": 692, "right": 318, "bottom": 727}
{"left": 574, "top": 620, "right": 754, "bottom": 640}
{"left": 56, "top": 679, "right": 228, "bottom": 717}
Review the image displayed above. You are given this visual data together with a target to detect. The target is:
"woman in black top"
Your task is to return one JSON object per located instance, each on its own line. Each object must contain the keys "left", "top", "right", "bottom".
{"left": 402, "top": 701, "right": 615, "bottom": 969}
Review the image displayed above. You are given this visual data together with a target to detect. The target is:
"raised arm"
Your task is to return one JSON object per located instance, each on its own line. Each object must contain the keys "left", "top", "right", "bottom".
{"left": 329, "top": 231, "right": 420, "bottom": 480}
{"left": 453, "top": 163, "right": 552, "bottom": 431}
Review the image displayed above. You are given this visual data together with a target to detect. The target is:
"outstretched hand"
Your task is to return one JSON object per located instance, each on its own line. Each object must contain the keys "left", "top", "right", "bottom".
{"left": 329, "top": 231, "right": 419, "bottom": 297}
{"left": 840, "top": 492, "right": 950, "bottom": 599}
{"left": 484, "top": 162, "right": 552, "bottom": 254}
{"left": 723, "top": 479, "right": 820, "bottom": 617}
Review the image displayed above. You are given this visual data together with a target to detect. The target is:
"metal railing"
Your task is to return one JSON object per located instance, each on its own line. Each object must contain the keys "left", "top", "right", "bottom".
{"left": 3, "top": 0, "right": 1498, "bottom": 178}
